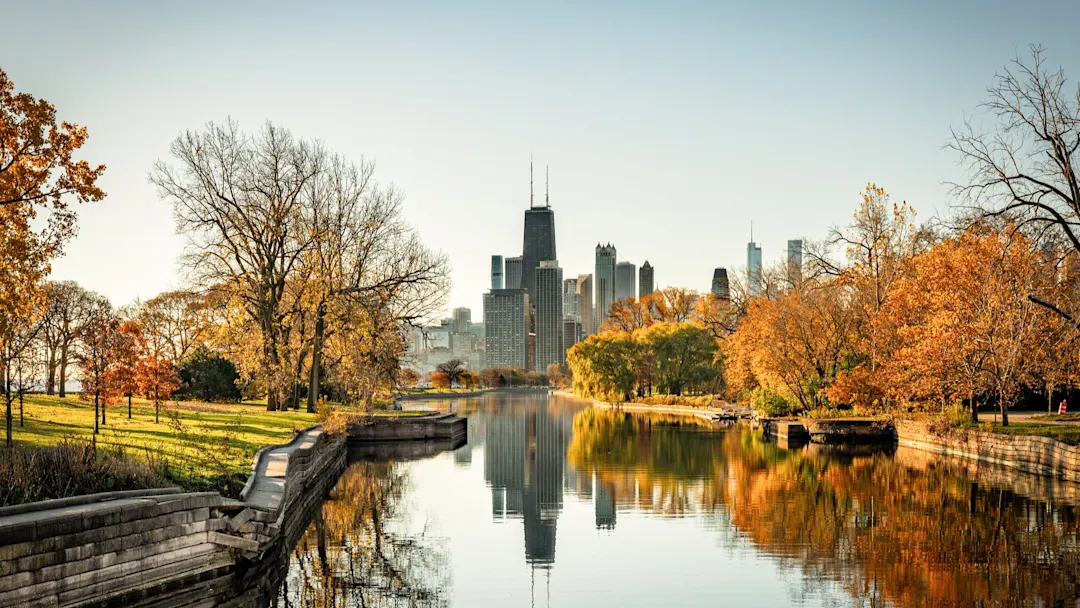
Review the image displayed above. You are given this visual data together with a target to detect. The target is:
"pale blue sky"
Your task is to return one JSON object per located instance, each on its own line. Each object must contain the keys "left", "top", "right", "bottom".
{"left": 4, "top": 0, "right": 1079, "bottom": 315}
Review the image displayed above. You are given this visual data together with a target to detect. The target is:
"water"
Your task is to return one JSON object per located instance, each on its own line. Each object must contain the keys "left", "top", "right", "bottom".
{"left": 271, "top": 393, "right": 1080, "bottom": 607}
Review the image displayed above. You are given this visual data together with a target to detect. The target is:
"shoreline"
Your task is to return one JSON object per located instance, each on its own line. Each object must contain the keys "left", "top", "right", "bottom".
{"left": 395, "top": 386, "right": 551, "bottom": 402}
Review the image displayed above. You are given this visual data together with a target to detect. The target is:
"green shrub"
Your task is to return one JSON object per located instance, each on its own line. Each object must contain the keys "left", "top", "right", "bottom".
{"left": 174, "top": 345, "right": 243, "bottom": 402}
{"left": 751, "top": 386, "right": 800, "bottom": 417}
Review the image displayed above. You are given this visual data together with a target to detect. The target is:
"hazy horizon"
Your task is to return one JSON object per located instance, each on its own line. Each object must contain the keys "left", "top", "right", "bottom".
{"left": 5, "top": 0, "right": 1080, "bottom": 317}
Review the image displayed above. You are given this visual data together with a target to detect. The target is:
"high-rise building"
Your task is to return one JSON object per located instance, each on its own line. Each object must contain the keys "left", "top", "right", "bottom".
{"left": 576, "top": 274, "right": 593, "bottom": 337}
{"left": 615, "top": 261, "right": 636, "bottom": 301}
{"left": 747, "top": 241, "right": 763, "bottom": 296}
{"left": 484, "top": 289, "right": 530, "bottom": 369}
{"left": 562, "top": 278, "right": 580, "bottom": 320}
{"left": 535, "top": 261, "right": 564, "bottom": 370}
{"left": 505, "top": 256, "right": 524, "bottom": 290}
{"left": 451, "top": 307, "right": 471, "bottom": 335}
{"left": 522, "top": 165, "right": 557, "bottom": 304}
{"left": 594, "top": 244, "right": 616, "bottom": 331}
{"left": 787, "top": 239, "right": 803, "bottom": 284}
{"left": 639, "top": 261, "right": 655, "bottom": 299}
{"left": 711, "top": 268, "right": 730, "bottom": 299}
{"left": 562, "top": 317, "right": 582, "bottom": 354}
{"left": 491, "top": 255, "right": 504, "bottom": 290}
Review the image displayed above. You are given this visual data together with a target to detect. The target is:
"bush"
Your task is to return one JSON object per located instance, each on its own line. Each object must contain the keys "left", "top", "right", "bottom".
{"left": 750, "top": 386, "right": 800, "bottom": 417}
{"left": 0, "top": 440, "right": 171, "bottom": 506}
{"left": 174, "top": 346, "right": 243, "bottom": 402}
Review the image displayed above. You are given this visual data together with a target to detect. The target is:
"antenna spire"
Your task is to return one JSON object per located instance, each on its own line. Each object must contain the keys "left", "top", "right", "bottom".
{"left": 545, "top": 165, "right": 549, "bottom": 207}
{"left": 529, "top": 154, "right": 534, "bottom": 209}
{"left": 750, "top": 220, "right": 754, "bottom": 242}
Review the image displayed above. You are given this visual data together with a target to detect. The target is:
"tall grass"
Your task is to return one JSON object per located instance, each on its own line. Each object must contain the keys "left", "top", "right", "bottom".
{"left": 0, "top": 439, "right": 171, "bottom": 507}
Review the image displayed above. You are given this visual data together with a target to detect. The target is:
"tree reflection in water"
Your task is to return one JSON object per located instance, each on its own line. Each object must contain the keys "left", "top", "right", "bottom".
{"left": 569, "top": 408, "right": 1080, "bottom": 607}
{"left": 278, "top": 461, "right": 450, "bottom": 608}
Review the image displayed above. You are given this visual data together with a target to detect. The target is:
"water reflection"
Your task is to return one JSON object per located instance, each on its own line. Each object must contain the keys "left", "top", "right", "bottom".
{"left": 271, "top": 394, "right": 1080, "bottom": 607}
{"left": 278, "top": 461, "right": 451, "bottom": 607}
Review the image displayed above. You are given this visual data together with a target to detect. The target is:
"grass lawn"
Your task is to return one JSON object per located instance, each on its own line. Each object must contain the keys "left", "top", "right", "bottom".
{"left": 957, "top": 420, "right": 1080, "bottom": 445}
{"left": 6, "top": 394, "right": 318, "bottom": 480}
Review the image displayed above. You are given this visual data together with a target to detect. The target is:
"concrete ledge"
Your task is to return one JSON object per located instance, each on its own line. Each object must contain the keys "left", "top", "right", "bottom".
{"left": 0, "top": 488, "right": 183, "bottom": 519}
{"left": 896, "top": 420, "right": 1080, "bottom": 482}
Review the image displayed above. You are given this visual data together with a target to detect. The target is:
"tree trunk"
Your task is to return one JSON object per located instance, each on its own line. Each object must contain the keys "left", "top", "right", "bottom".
{"left": 4, "top": 366, "right": 12, "bottom": 448}
{"left": 1000, "top": 398, "right": 1009, "bottom": 427}
{"left": 307, "top": 309, "right": 325, "bottom": 413}
{"left": 128, "top": 394, "right": 132, "bottom": 419}
{"left": 18, "top": 390, "right": 24, "bottom": 427}
{"left": 155, "top": 398, "right": 160, "bottom": 424}
{"left": 93, "top": 392, "right": 100, "bottom": 435}
{"left": 970, "top": 391, "right": 978, "bottom": 423}
{"left": 101, "top": 398, "right": 106, "bottom": 426}
{"left": 46, "top": 347, "right": 56, "bottom": 395}
{"left": 58, "top": 342, "right": 68, "bottom": 398}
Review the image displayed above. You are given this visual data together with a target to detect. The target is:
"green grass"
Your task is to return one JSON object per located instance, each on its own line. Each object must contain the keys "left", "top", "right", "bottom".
{"left": 1031, "top": 413, "right": 1080, "bottom": 422}
{"left": 5, "top": 394, "right": 318, "bottom": 479}
{"left": 957, "top": 421, "right": 1080, "bottom": 445}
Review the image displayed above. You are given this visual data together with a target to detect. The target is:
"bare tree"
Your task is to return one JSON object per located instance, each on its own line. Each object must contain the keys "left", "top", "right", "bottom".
{"left": 137, "top": 290, "right": 206, "bottom": 364}
{"left": 152, "top": 121, "right": 324, "bottom": 410}
{"left": 41, "top": 281, "right": 99, "bottom": 397}
{"left": 950, "top": 45, "right": 1080, "bottom": 324}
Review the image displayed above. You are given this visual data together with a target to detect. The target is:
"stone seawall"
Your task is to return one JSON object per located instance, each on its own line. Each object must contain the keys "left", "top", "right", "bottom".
{"left": 346, "top": 413, "right": 467, "bottom": 443}
{"left": 896, "top": 420, "right": 1080, "bottom": 483}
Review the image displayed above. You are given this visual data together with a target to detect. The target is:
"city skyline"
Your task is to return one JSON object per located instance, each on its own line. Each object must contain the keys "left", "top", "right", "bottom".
{"left": 8, "top": 1, "right": 1072, "bottom": 317}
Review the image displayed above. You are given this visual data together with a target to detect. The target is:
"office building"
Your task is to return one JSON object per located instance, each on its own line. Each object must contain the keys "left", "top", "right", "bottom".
{"left": 451, "top": 307, "right": 471, "bottom": 335}
{"left": 576, "top": 274, "right": 594, "bottom": 337}
{"left": 711, "top": 268, "right": 730, "bottom": 299}
{"left": 787, "top": 239, "right": 803, "bottom": 284}
{"left": 747, "top": 240, "right": 763, "bottom": 296}
{"left": 563, "top": 278, "right": 580, "bottom": 319}
{"left": 484, "top": 289, "right": 530, "bottom": 369}
{"left": 535, "top": 261, "right": 565, "bottom": 370}
{"left": 491, "top": 255, "right": 504, "bottom": 290}
{"left": 594, "top": 244, "right": 617, "bottom": 331}
{"left": 639, "top": 261, "right": 655, "bottom": 298}
{"left": 562, "top": 317, "right": 582, "bottom": 354}
{"left": 521, "top": 164, "right": 557, "bottom": 303}
{"left": 615, "top": 261, "right": 636, "bottom": 301}
{"left": 505, "top": 256, "right": 524, "bottom": 290}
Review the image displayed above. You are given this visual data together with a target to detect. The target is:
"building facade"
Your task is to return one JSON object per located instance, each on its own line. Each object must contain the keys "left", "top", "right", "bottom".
{"left": 535, "top": 261, "right": 565, "bottom": 370}
{"left": 505, "top": 256, "right": 524, "bottom": 290}
{"left": 747, "top": 241, "right": 763, "bottom": 296}
{"left": 484, "top": 289, "right": 530, "bottom": 369}
{"left": 522, "top": 207, "right": 557, "bottom": 303}
{"left": 615, "top": 261, "right": 636, "bottom": 302}
{"left": 594, "top": 244, "right": 617, "bottom": 332}
{"left": 711, "top": 267, "right": 730, "bottom": 299}
{"left": 576, "top": 274, "right": 593, "bottom": 337}
{"left": 787, "top": 239, "right": 803, "bottom": 285}
{"left": 491, "top": 255, "right": 504, "bottom": 290}
{"left": 639, "top": 261, "right": 655, "bottom": 298}
{"left": 562, "top": 278, "right": 580, "bottom": 319}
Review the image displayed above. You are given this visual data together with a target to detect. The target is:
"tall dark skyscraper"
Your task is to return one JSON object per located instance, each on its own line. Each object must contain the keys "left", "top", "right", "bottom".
{"left": 711, "top": 267, "right": 730, "bottom": 299}
{"left": 521, "top": 165, "right": 557, "bottom": 303}
{"left": 787, "top": 239, "right": 804, "bottom": 284}
{"left": 639, "top": 261, "right": 655, "bottom": 298}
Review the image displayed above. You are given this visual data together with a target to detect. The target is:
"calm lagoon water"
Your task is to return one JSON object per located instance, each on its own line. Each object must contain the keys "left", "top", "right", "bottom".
{"left": 271, "top": 393, "right": 1080, "bottom": 607}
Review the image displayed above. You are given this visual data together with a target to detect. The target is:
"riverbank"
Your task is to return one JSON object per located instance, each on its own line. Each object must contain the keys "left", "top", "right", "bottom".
{"left": 395, "top": 386, "right": 551, "bottom": 401}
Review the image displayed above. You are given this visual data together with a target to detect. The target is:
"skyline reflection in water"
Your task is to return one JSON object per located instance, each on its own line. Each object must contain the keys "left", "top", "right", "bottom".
{"left": 276, "top": 393, "right": 1080, "bottom": 607}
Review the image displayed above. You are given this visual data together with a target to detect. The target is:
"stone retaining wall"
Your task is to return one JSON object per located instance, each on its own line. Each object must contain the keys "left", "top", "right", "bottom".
{"left": 346, "top": 413, "right": 467, "bottom": 443}
{"left": 896, "top": 420, "right": 1080, "bottom": 483}
{"left": 0, "top": 491, "right": 238, "bottom": 607}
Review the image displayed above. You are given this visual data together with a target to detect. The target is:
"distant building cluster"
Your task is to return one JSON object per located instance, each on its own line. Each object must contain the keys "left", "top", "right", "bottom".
{"left": 412, "top": 161, "right": 808, "bottom": 375}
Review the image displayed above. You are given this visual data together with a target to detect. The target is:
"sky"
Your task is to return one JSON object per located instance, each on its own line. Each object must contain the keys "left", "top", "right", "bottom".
{"left": 4, "top": 0, "right": 1080, "bottom": 317}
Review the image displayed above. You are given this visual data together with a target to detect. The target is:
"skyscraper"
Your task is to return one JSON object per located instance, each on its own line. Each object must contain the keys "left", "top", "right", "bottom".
{"left": 747, "top": 240, "right": 763, "bottom": 296}
{"left": 535, "top": 261, "right": 564, "bottom": 370}
{"left": 505, "top": 256, "right": 524, "bottom": 290}
{"left": 562, "top": 317, "right": 582, "bottom": 354}
{"left": 521, "top": 164, "right": 556, "bottom": 304}
{"left": 787, "top": 239, "right": 803, "bottom": 284}
{"left": 594, "top": 244, "right": 616, "bottom": 331}
{"left": 562, "top": 278, "right": 580, "bottom": 319}
{"left": 576, "top": 274, "right": 593, "bottom": 337}
{"left": 639, "top": 261, "right": 655, "bottom": 298}
{"left": 491, "top": 255, "right": 504, "bottom": 290}
{"left": 711, "top": 268, "right": 730, "bottom": 299}
{"left": 451, "top": 307, "right": 471, "bottom": 334}
{"left": 615, "top": 261, "right": 636, "bottom": 301}
{"left": 484, "top": 289, "right": 530, "bottom": 369}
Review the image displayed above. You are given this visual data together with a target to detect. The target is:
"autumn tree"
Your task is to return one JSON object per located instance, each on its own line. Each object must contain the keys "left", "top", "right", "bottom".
{"left": 434, "top": 358, "right": 467, "bottom": 387}
{"left": 430, "top": 371, "right": 451, "bottom": 390}
{"left": 75, "top": 299, "right": 123, "bottom": 436}
{"left": 40, "top": 281, "right": 99, "bottom": 396}
{"left": 137, "top": 290, "right": 206, "bottom": 364}
{"left": 639, "top": 322, "right": 721, "bottom": 396}
{"left": 567, "top": 332, "right": 639, "bottom": 401}
{"left": 112, "top": 321, "right": 143, "bottom": 419}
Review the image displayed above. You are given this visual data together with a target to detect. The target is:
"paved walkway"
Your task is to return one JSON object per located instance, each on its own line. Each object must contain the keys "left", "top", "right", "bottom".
{"left": 243, "top": 426, "right": 324, "bottom": 512}
{"left": 1006, "top": 413, "right": 1080, "bottom": 426}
